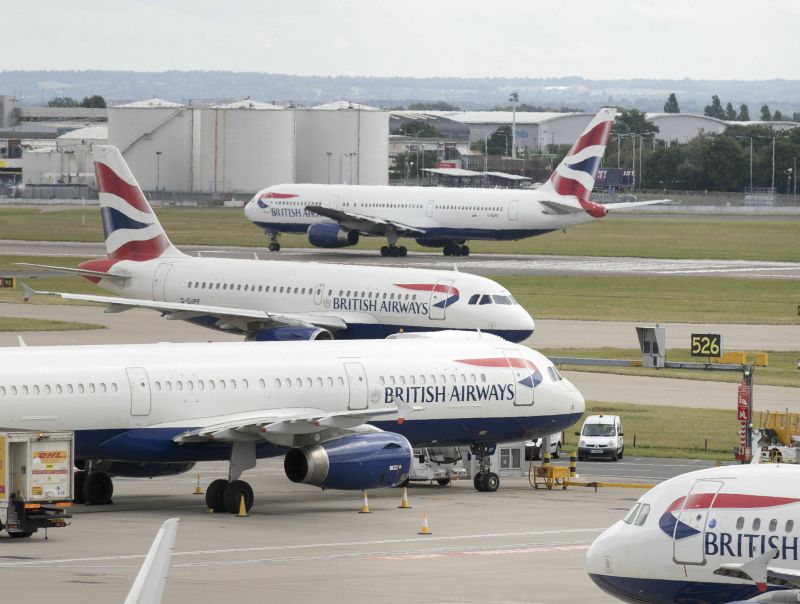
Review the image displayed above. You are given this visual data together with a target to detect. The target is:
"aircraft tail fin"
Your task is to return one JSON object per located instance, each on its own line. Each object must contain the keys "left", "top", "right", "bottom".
{"left": 124, "top": 517, "right": 179, "bottom": 604}
{"left": 538, "top": 108, "right": 617, "bottom": 218}
{"left": 93, "top": 145, "right": 183, "bottom": 262}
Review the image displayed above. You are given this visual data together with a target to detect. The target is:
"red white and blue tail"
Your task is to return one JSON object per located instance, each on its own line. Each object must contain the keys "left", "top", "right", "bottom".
{"left": 538, "top": 108, "right": 616, "bottom": 217}
{"left": 93, "top": 145, "right": 183, "bottom": 261}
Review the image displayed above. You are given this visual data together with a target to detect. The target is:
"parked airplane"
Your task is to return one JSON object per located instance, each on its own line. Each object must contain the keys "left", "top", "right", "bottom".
{"left": 0, "top": 332, "right": 584, "bottom": 512}
{"left": 20, "top": 145, "right": 534, "bottom": 343}
{"left": 586, "top": 462, "right": 800, "bottom": 604}
{"left": 244, "top": 108, "right": 668, "bottom": 257}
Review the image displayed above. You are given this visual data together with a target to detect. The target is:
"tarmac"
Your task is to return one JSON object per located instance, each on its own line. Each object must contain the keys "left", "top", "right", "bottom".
{"left": 0, "top": 457, "right": 713, "bottom": 604}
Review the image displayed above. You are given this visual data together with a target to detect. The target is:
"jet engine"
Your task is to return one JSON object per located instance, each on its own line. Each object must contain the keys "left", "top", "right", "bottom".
{"left": 284, "top": 432, "right": 412, "bottom": 490}
{"left": 307, "top": 223, "right": 360, "bottom": 248}
{"left": 248, "top": 326, "right": 333, "bottom": 341}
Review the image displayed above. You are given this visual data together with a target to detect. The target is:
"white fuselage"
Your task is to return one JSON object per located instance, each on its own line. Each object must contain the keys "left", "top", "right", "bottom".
{"left": 244, "top": 183, "right": 595, "bottom": 242}
{"left": 98, "top": 255, "right": 534, "bottom": 341}
{"left": 0, "top": 335, "right": 584, "bottom": 463}
{"left": 587, "top": 463, "right": 800, "bottom": 603}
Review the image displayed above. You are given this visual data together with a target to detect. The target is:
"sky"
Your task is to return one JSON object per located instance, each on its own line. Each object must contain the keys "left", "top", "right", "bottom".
{"left": 6, "top": 0, "right": 800, "bottom": 80}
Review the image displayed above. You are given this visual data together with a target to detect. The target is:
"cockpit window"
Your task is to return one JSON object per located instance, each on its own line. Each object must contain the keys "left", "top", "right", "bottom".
{"left": 468, "top": 294, "right": 480, "bottom": 305}
{"left": 479, "top": 295, "right": 492, "bottom": 305}
{"left": 634, "top": 504, "right": 650, "bottom": 526}
{"left": 583, "top": 424, "right": 616, "bottom": 437}
{"left": 623, "top": 503, "right": 640, "bottom": 524}
{"left": 547, "top": 367, "right": 558, "bottom": 382}
{"left": 492, "top": 295, "right": 512, "bottom": 305}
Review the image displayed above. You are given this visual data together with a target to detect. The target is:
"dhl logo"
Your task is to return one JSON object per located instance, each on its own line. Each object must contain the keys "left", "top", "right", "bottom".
{"left": 34, "top": 451, "right": 68, "bottom": 462}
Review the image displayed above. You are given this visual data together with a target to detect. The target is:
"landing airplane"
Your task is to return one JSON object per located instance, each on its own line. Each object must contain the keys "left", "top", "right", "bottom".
{"left": 586, "top": 463, "right": 800, "bottom": 604}
{"left": 20, "top": 146, "right": 534, "bottom": 343}
{"left": 244, "top": 107, "right": 669, "bottom": 257}
{"left": 0, "top": 331, "right": 584, "bottom": 512}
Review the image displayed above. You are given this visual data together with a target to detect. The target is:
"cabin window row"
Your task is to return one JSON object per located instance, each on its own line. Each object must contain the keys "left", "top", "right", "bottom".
{"left": 335, "top": 290, "right": 417, "bottom": 301}
{"left": 0, "top": 382, "right": 119, "bottom": 397}
{"left": 186, "top": 282, "right": 317, "bottom": 295}
{"left": 379, "top": 373, "right": 487, "bottom": 386}
{"left": 736, "top": 517, "right": 794, "bottom": 533}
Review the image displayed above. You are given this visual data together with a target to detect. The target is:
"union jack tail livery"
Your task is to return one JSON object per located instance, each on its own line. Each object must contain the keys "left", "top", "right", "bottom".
{"left": 538, "top": 107, "right": 616, "bottom": 217}
{"left": 93, "top": 145, "right": 183, "bottom": 262}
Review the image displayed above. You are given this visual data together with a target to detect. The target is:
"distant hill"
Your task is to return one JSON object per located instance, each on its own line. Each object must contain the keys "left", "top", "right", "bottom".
{"left": 2, "top": 70, "right": 799, "bottom": 114}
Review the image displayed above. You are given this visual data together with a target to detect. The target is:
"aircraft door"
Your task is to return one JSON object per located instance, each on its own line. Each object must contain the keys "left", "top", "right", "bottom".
{"left": 426, "top": 200, "right": 434, "bottom": 217}
{"left": 508, "top": 200, "right": 519, "bottom": 221}
{"left": 428, "top": 280, "right": 454, "bottom": 321}
{"left": 151, "top": 263, "right": 173, "bottom": 301}
{"left": 503, "top": 350, "right": 534, "bottom": 406}
{"left": 126, "top": 367, "right": 152, "bottom": 416}
{"left": 314, "top": 283, "right": 324, "bottom": 305}
{"left": 343, "top": 361, "right": 368, "bottom": 410}
{"left": 672, "top": 479, "right": 724, "bottom": 565}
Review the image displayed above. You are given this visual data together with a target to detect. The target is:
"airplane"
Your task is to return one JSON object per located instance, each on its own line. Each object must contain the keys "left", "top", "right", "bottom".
{"left": 0, "top": 331, "right": 585, "bottom": 512}
{"left": 586, "top": 462, "right": 800, "bottom": 604}
{"left": 20, "top": 145, "right": 535, "bottom": 343}
{"left": 244, "top": 107, "right": 669, "bottom": 257}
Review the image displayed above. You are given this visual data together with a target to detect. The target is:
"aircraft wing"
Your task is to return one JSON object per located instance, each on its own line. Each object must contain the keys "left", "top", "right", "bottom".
{"left": 170, "top": 406, "right": 401, "bottom": 448}
{"left": 714, "top": 549, "right": 800, "bottom": 589}
{"left": 22, "top": 285, "right": 347, "bottom": 334}
{"left": 124, "top": 518, "right": 179, "bottom": 604}
{"left": 306, "top": 205, "right": 426, "bottom": 237}
{"left": 15, "top": 262, "right": 130, "bottom": 282}
{"left": 601, "top": 199, "right": 672, "bottom": 211}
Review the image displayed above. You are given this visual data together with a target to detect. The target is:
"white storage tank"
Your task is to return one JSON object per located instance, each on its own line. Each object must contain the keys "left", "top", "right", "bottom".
{"left": 193, "top": 100, "right": 294, "bottom": 193}
{"left": 107, "top": 98, "right": 192, "bottom": 192}
{"left": 296, "top": 102, "right": 388, "bottom": 186}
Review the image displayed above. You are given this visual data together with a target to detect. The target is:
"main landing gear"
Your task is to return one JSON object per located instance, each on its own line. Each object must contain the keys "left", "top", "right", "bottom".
{"left": 206, "top": 442, "right": 257, "bottom": 514}
{"left": 470, "top": 443, "right": 499, "bottom": 492}
{"left": 380, "top": 245, "right": 407, "bottom": 257}
{"left": 74, "top": 461, "right": 114, "bottom": 505}
{"left": 266, "top": 230, "right": 281, "bottom": 252}
{"left": 443, "top": 243, "right": 470, "bottom": 257}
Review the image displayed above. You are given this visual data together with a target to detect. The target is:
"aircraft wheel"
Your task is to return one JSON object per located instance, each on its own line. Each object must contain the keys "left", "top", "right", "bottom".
{"left": 83, "top": 472, "right": 113, "bottom": 505}
{"left": 436, "top": 478, "right": 451, "bottom": 486}
{"left": 73, "top": 470, "right": 86, "bottom": 504}
{"left": 223, "top": 480, "right": 254, "bottom": 514}
{"left": 268, "top": 242, "right": 281, "bottom": 252}
{"left": 483, "top": 472, "right": 500, "bottom": 492}
{"left": 398, "top": 246, "right": 408, "bottom": 257}
{"left": 473, "top": 474, "right": 485, "bottom": 492}
{"left": 389, "top": 246, "right": 399, "bottom": 257}
{"left": 442, "top": 248, "right": 451, "bottom": 257}
{"left": 8, "top": 531, "right": 33, "bottom": 538}
{"left": 452, "top": 246, "right": 462, "bottom": 257}
{"left": 461, "top": 245, "right": 470, "bottom": 256}
{"left": 205, "top": 479, "right": 228, "bottom": 513}
{"left": 380, "top": 246, "right": 390, "bottom": 257}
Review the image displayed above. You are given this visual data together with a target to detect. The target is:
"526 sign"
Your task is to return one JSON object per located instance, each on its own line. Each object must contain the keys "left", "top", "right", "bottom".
{"left": 691, "top": 333, "right": 722, "bottom": 357}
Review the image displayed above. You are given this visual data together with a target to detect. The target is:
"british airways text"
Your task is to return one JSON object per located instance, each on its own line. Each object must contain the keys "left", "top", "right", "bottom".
{"left": 332, "top": 297, "right": 428, "bottom": 315}
{"left": 705, "top": 531, "right": 800, "bottom": 561}
{"left": 384, "top": 383, "right": 515, "bottom": 404}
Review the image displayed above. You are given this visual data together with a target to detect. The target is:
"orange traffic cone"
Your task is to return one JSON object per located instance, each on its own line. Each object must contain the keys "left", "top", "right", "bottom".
{"left": 236, "top": 494, "right": 248, "bottom": 517}
{"left": 359, "top": 490, "right": 371, "bottom": 514}
{"left": 398, "top": 486, "right": 412, "bottom": 509}
{"left": 193, "top": 473, "right": 204, "bottom": 495}
{"left": 418, "top": 513, "right": 432, "bottom": 535}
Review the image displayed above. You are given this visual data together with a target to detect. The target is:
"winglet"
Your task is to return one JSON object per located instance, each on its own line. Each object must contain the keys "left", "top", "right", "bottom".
{"left": 21, "top": 283, "right": 36, "bottom": 303}
{"left": 124, "top": 517, "right": 180, "bottom": 604}
{"left": 715, "top": 548, "right": 778, "bottom": 592}
{"left": 17, "top": 336, "right": 27, "bottom": 347}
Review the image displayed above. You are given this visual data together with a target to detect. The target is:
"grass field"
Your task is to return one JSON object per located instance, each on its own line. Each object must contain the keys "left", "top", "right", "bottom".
{"left": 1, "top": 206, "right": 798, "bottom": 261}
{"left": 540, "top": 347, "right": 799, "bottom": 388}
{"left": 561, "top": 402, "right": 738, "bottom": 461}
{"left": 0, "top": 317, "right": 103, "bottom": 332}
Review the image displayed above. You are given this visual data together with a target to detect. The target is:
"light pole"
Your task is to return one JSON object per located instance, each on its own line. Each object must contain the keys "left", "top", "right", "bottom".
{"left": 155, "top": 151, "right": 162, "bottom": 199}
{"left": 508, "top": 92, "right": 519, "bottom": 159}
{"left": 787, "top": 168, "right": 793, "bottom": 195}
{"left": 326, "top": 152, "right": 332, "bottom": 184}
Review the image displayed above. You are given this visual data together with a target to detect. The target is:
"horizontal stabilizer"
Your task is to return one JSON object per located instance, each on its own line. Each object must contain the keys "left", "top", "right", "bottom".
{"left": 15, "top": 262, "right": 130, "bottom": 281}
{"left": 601, "top": 199, "right": 672, "bottom": 211}
{"left": 540, "top": 199, "right": 583, "bottom": 215}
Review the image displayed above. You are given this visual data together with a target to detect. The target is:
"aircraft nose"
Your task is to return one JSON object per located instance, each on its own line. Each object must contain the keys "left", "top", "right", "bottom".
{"left": 585, "top": 522, "right": 638, "bottom": 602}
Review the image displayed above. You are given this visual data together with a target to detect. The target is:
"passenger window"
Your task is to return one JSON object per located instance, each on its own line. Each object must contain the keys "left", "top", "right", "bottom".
{"left": 198, "top": 380, "right": 205, "bottom": 391}
{"left": 787, "top": 520, "right": 794, "bottom": 532}
{"left": 99, "top": 383, "right": 106, "bottom": 393}
{"left": 55, "top": 384, "right": 62, "bottom": 394}
{"left": 76, "top": 384, "right": 83, "bottom": 394}
{"left": 305, "top": 378, "right": 312, "bottom": 387}
{"left": 736, "top": 517, "right": 744, "bottom": 530}
{"left": 33, "top": 385, "right": 40, "bottom": 395}
{"left": 219, "top": 380, "right": 226, "bottom": 390}
{"left": 623, "top": 503, "right": 640, "bottom": 524}
{"left": 230, "top": 380, "right": 237, "bottom": 390}
{"left": 468, "top": 294, "right": 479, "bottom": 305}
{"left": 275, "top": 378, "right": 281, "bottom": 388}
{"left": 259, "top": 379, "right": 265, "bottom": 389}
{"left": 66, "top": 384, "right": 72, "bottom": 394}
{"left": 155, "top": 381, "right": 162, "bottom": 392}
{"left": 338, "top": 377, "right": 344, "bottom": 386}
{"left": 769, "top": 519, "right": 778, "bottom": 532}
{"left": 327, "top": 377, "right": 334, "bottom": 387}
{"left": 111, "top": 383, "right": 118, "bottom": 393}
{"left": 176, "top": 381, "right": 183, "bottom": 391}
{"left": 753, "top": 518, "right": 761, "bottom": 531}
{"left": 0, "top": 386, "right": 5, "bottom": 396}
{"left": 10, "top": 385, "right": 17, "bottom": 395}
{"left": 284, "top": 378, "right": 291, "bottom": 388}
{"left": 419, "top": 375, "right": 426, "bottom": 385}
{"left": 409, "top": 375, "right": 415, "bottom": 385}
{"left": 208, "top": 380, "right": 215, "bottom": 390}
{"left": 187, "top": 380, "right": 194, "bottom": 390}
{"left": 242, "top": 379, "right": 249, "bottom": 389}
{"left": 379, "top": 376, "right": 385, "bottom": 386}
{"left": 44, "top": 385, "right": 51, "bottom": 395}
{"left": 295, "top": 378, "right": 302, "bottom": 388}
{"left": 316, "top": 377, "right": 323, "bottom": 387}
{"left": 481, "top": 373, "right": 487, "bottom": 382}
{"left": 399, "top": 376, "right": 406, "bottom": 385}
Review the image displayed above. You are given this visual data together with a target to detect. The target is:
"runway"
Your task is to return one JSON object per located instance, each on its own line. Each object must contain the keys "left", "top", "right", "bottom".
{"left": 3, "top": 239, "right": 799, "bottom": 279}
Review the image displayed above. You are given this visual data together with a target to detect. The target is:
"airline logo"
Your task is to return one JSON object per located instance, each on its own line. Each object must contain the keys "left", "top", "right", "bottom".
{"left": 659, "top": 493, "right": 800, "bottom": 561}
{"left": 258, "top": 191, "right": 317, "bottom": 218}
{"left": 395, "top": 283, "right": 460, "bottom": 309}
{"left": 94, "top": 160, "right": 172, "bottom": 262}
{"left": 547, "top": 111, "right": 613, "bottom": 217}
{"left": 34, "top": 450, "right": 68, "bottom": 462}
{"left": 457, "top": 357, "right": 543, "bottom": 389}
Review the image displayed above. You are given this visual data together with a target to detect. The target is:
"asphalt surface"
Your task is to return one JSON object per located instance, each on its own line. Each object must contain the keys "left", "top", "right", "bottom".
{"left": 0, "top": 456, "right": 713, "bottom": 604}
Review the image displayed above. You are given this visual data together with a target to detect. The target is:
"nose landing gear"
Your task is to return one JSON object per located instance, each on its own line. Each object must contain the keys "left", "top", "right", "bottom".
{"left": 470, "top": 443, "right": 499, "bottom": 492}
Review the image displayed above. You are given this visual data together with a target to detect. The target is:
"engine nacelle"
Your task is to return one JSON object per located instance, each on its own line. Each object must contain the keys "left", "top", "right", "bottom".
{"left": 105, "top": 461, "right": 196, "bottom": 478}
{"left": 307, "top": 222, "right": 360, "bottom": 248}
{"left": 248, "top": 326, "right": 333, "bottom": 341}
{"left": 284, "top": 432, "right": 411, "bottom": 490}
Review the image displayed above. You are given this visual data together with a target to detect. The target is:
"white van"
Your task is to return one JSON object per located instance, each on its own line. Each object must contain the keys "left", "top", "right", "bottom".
{"left": 576, "top": 415, "right": 624, "bottom": 461}
{"left": 525, "top": 433, "right": 562, "bottom": 460}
